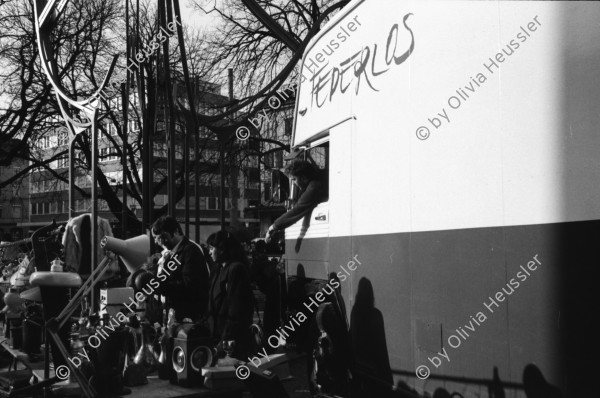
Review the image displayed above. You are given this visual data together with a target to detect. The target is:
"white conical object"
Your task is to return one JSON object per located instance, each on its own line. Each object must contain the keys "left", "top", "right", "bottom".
{"left": 100, "top": 235, "right": 150, "bottom": 274}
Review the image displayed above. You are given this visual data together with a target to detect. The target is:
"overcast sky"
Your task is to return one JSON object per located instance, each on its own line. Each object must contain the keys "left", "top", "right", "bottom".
{"left": 181, "top": 0, "right": 220, "bottom": 32}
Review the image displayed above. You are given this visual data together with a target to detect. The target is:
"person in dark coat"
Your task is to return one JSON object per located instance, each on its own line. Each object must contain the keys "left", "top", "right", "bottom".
{"left": 206, "top": 230, "right": 254, "bottom": 359}
{"left": 266, "top": 160, "right": 328, "bottom": 241}
{"left": 151, "top": 216, "right": 211, "bottom": 322}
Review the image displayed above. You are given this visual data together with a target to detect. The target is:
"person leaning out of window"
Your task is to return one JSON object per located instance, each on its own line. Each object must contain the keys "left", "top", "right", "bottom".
{"left": 266, "top": 160, "right": 328, "bottom": 242}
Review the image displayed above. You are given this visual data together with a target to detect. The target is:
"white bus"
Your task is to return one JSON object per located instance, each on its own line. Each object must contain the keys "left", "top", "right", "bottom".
{"left": 275, "top": 1, "right": 600, "bottom": 397}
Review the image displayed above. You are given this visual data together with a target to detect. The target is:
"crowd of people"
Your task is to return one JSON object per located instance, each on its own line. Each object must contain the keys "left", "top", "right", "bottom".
{"left": 146, "top": 217, "right": 262, "bottom": 360}
{"left": 134, "top": 159, "right": 327, "bottom": 362}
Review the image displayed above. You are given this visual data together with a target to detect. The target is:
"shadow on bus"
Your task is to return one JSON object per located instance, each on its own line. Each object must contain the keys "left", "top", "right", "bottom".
{"left": 349, "top": 277, "right": 394, "bottom": 397}
{"left": 346, "top": 278, "right": 564, "bottom": 398}
{"left": 390, "top": 363, "right": 563, "bottom": 398}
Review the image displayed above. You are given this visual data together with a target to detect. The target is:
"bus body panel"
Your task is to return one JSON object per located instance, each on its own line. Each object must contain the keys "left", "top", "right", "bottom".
{"left": 286, "top": 1, "right": 600, "bottom": 396}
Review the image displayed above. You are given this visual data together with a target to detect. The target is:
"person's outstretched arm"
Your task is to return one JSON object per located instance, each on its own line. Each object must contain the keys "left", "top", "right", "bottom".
{"left": 270, "top": 179, "right": 326, "bottom": 232}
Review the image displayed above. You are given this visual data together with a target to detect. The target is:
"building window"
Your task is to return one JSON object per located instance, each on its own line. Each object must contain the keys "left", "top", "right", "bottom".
{"left": 154, "top": 142, "right": 167, "bottom": 158}
{"left": 40, "top": 136, "right": 51, "bottom": 149}
{"left": 284, "top": 118, "right": 293, "bottom": 136}
{"left": 129, "top": 120, "right": 139, "bottom": 132}
{"left": 264, "top": 151, "right": 284, "bottom": 168}
{"left": 306, "top": 142, "right": 329, "bottom": 170}
{"left": 57, "top": 157, "right": 69, "bottom": 169}
{"left": 58, "top": 131, "right": 68, "bottom": 146}
{"left": 207, "top": 197, "right": 219, "bottom": 210}
{"left": 203, "top": 150, "right": 218, "bottom": 162}
{"left": 100, "top": 148, "right": 118, "bottom": 162}
{"left": 263, "top": 182, "right": 272, "bottom": 201}
{"left": 274, "top": 151, "right": 283, "bottom": 168}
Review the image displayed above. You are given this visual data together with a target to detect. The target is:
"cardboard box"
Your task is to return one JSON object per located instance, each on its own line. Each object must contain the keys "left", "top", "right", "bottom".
{"left": 99, "top": 304, "right": 128, "bottom": 318}
{"left": 99, "top": 287, "right": 134, "bottom": 317}
{"left": 201, "top": 353, "right": 290, "bottom": 390}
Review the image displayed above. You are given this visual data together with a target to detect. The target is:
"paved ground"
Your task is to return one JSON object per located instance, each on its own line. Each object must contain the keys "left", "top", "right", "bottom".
{"left": 0, "top": 346, "right": 313, "bottom": 398}
{"left": 242, "top": 351, "right": 311, "bottom": 398}
{"left": 275, "top": 353, "right": 312, "bottom": 398}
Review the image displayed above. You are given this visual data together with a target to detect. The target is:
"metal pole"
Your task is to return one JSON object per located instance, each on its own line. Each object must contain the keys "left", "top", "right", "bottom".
{"left": 136, "top": 0, "right": 149, "bottom": 234}
{"left": 69, "top": 140, "right": 75, "bottom": 218}
{"left": 184, "top": 107, "right": 190, "bottom": 236}
{"left": 160, "top": 0, "right": 176, "bottom": 216}
{"left": 91, "top": 109, "right": 98, "bottom": 311}
{"left": 227, "top": 68, "right": 239, "bottom": 228}
{"left": 122, "top": 0, "right": 130, "bottom": 239}
{"left": 121, "top": 89, "right": 128, "bottom": 239}
{"left": 220, "top": 143, "right": 225, "bottom": 230}
{"left": 219, "top": 69, "right": 233, "bottom": 230}
{"left": 173, "top": 0, "right": 195, "bottom": 237}
{"left": 194, "top": 77, "right": 200, "bottom": 240}
{"left": 258, "top": 143, "right": 261, "bottom": 236}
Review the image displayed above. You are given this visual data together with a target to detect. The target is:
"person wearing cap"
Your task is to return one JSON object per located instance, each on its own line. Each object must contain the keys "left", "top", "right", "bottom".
{"left": 266, "top": 159, "right": 328, "bottom": 242}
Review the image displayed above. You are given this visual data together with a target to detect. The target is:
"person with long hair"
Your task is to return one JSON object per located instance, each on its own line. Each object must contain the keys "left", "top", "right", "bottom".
{"left": 266, "top": 159, "right": 328, "bottom": 242}
{"left": 206, "top": 230, "right": 254, "bottom": 359}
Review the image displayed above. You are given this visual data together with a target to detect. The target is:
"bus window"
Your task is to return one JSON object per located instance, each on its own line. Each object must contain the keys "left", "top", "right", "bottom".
{"left": 304, "top": 142, "right": 329, "bottom": 172}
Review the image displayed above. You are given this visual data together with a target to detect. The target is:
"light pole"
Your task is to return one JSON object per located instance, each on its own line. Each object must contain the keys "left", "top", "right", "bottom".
{"left": 32, "top": 3, "right": 117, "bottom": 396}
